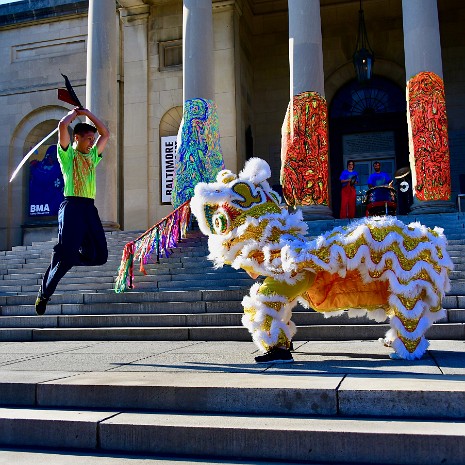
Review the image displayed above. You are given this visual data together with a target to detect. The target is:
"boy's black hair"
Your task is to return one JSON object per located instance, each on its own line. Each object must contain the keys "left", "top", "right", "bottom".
{"left": 347, "top": 159, "right": 355, "bottom": 166}
{"left": 73, "top": 122, "right": 97, "bottom": 137}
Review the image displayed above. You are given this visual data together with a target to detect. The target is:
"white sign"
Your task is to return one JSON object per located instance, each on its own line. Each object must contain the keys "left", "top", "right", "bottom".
{"left": 400, "top": 181, "right": 409, "bottom": 193}
{"left": 160, "top": 136, "right": 177, "bottom": 204}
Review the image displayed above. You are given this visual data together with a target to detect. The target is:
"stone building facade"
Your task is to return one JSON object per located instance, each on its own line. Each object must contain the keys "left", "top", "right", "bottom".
{"left": 0, "top": 0, "right": 464, "bottom": 250}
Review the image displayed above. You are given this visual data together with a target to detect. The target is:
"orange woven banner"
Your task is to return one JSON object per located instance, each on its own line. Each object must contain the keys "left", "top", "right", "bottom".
{"left": 280, "top": 91, "right": 330, "bottom": 207}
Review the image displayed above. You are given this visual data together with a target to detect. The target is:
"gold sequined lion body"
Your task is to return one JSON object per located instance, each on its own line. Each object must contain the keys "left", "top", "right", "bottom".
{"left": 190, "top": 158, "right": 453, "bottom": 360}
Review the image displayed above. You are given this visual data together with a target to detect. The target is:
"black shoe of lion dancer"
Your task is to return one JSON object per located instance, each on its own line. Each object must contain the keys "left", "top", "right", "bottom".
{"left": 254, "top": 347, "right": 294, "bottom": 364}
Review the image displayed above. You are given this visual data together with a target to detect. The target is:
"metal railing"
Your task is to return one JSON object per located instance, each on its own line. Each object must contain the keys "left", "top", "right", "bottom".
{"left": 114, "top": 200, "right": 191, "bottom": 293}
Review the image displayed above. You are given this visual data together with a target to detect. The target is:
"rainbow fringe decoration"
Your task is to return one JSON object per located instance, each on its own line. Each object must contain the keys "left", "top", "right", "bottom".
{"left": 114, "top": 201, "right": 191, "bottom": 293}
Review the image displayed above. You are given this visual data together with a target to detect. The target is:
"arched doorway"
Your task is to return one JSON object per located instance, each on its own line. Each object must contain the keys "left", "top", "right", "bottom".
{"left": 329, "top": 76, "right": 409, "bottom": 218}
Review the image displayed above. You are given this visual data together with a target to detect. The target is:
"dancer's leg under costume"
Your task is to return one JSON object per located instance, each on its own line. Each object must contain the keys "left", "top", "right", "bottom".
{"left": 40, "top": 197, "right": 108, "bottom": 299}
{"left": 242, "top": 272, "right": 314, "bottom": 352}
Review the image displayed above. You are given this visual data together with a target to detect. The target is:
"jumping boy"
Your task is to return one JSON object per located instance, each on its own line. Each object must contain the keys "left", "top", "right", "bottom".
{"left": 35, "top": 107, "right": 110, "bottom": 315}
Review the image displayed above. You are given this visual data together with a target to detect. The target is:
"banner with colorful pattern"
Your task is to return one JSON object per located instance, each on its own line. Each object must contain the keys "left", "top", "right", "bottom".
{"left": 280, "top": 91, "right": 330, "bottom": 207}
{"left": 171, "top": 98, "right": 224, "bottom": 208}
{"left": 407, "top": 71, "right": 451, "bottom": 201}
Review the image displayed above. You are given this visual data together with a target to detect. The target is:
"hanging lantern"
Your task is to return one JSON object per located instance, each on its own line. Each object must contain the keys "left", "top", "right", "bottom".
{"left": 353, "top": 0, "right": 375, "bottom": 83}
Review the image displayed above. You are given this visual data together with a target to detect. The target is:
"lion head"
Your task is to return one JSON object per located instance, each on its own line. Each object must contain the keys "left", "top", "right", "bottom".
{"left": 190, "top": 158, "right": 282, "bottom": 237}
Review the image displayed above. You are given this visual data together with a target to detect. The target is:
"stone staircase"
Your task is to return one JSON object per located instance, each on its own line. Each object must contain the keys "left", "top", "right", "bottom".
{"left": 0, "top": 213, "right": 464, "bottom": 343}
{"left": 1, "top": 212, "right": 465, "bottom": 464}
{"left": 1, "top": 366, "right": 465, "bottom": 464}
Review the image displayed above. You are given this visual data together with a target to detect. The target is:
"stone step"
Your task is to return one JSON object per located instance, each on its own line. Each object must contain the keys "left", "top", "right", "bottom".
{"left": 0, "top": 449, "right": 304, "bottom": 465}
{"left": 0, "top": 310, "right": 464, "bottom": 329}
{"left": 7, "top": 255, "right": 211, "bottom": 267}
{"left": 0, "top": 260, "right": 219, "bottom": 274}
{"left": 1, "top": 265, "right": 246, "bottom": 280}
{"left": 0, "top": 322, "right": 463, "bottom": 343}
{"left": 0, "top": 289, "right": 245, "bottom": 306}
{"left": 1, "top": 371, "right": 464, "bottom": 419}
{"left": 0, "top": 278, "right": 254, "bottom": 295}
{"left": 14, "top": 276, "right": 465, "bottom": 296}
{"left": 0, "top": 270, "right": 248, "bottom": 287}
{"left": 1, "top": 301, "right": 209, "bottom": 316}
{"left": 6, "top": 264, "right": 465, "bottom": 281}
{"left": 0, "top": 292, "right": 463, "bottom": 315}
{"left": 0, "top": 405, "right": 463, "bottom": 464}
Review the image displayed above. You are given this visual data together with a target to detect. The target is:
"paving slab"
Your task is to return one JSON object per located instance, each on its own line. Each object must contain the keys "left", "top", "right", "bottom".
{"left": 99, "top": 411, "right": 465, "bottom": 464}
{"left": 0, "top": 370, "right": 78, "bottom": 406}
{"left": 37, "top": 371, "right": 342, "bottom": 415}
{"left": 0, "top": 352, "right": 152, "bottom": 372}
{"left": 428, "top": 339, "right": 465, "bottom": 375}
{"left": 267, "top": 340, "right": 442, "bottom": 375}
{"left": 338, "top": 373, "right": 465, "bottom": 418}
{"left": 69, "top": 340, "right": 204, "bottom": 354}
{"left": 0, "top": 341, "right": 102, "bottom": 356}
{"left": 0, "top": 407, "right": 117, "bottom": 449}
{"left": 30, "top": 327, "right": 190, "bottom": 341}
{"left": 0, "top": 340, "right": 463, "bottom": 377}
{"left": 112, "top": 350, "right": 266, "bottom": 373}
{"left": 0, "top": 448, "right": 326, "bottom": 465}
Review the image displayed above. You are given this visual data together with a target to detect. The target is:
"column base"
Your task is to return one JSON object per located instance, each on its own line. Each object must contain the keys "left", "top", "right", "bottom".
{"left": 102, "top": 221, "right": 120, "bottom": 232}
{"left": 408, "top": 199, "right": 456, "bottom": 215}
{"left": 294, "top": 205, "right": 334, "bottom": 221}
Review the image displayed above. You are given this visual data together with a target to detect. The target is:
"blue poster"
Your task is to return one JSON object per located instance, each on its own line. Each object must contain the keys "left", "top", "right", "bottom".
{"left": 28, "top": 145, "right": 64, "bottom": 217}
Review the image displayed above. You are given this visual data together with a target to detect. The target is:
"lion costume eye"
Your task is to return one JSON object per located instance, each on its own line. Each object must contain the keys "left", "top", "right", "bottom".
{"left": 212, "top": 211, "right": 230, "bottom": 235}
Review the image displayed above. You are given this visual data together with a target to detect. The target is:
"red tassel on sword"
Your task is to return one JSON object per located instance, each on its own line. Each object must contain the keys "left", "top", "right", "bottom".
{"left": 58, "top": 73, "right": 83, "bottom": 108}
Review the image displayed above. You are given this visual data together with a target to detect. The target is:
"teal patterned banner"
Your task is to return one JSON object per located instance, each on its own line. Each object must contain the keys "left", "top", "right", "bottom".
{"left": 171, "top": 98, "right": 224, "bottom": 208}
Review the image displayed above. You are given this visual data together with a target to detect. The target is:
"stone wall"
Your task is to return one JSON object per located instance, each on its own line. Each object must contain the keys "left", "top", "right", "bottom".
{"left": 1, "top": 0, "right": 465, "bottom": 249}
{"left": 0, "top": 6, "right": 88, "bottom": 249}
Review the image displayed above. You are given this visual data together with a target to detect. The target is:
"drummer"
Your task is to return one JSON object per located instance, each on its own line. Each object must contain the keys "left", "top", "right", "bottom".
{"left": 367, "top": 161, "right": 393, "bottom": 188}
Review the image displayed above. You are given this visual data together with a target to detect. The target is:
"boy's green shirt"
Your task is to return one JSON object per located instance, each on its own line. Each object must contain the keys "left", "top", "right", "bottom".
{"left": 57, "top": 144, "right": 102, "bottom": 199}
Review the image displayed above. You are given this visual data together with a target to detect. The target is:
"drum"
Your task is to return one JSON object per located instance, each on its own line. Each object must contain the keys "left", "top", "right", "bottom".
{"left": 365, "top": 186, "right": 397, "bottom": 216}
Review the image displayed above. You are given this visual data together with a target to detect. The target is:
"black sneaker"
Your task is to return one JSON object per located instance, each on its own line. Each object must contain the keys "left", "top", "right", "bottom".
{"left": 35, "top": 287, "right": 50, "bottom": 315}
{"left": 254, "top": 347, "right": 294, "bottom": 364}
{"left": 289, "top": 340, "right": 294, "bottom": 351}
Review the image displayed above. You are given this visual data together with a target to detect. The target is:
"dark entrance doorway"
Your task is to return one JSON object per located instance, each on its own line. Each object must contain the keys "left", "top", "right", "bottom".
{"left": 329, "top": 76, "right": 410, "bottom": 218}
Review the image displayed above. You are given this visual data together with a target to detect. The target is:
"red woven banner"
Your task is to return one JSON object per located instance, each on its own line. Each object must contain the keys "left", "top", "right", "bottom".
{"left": 407, "top": 71, "right": 451, "bottom": 201}
{"left": 281, "top": 91, "right": 330, "bottom": 207}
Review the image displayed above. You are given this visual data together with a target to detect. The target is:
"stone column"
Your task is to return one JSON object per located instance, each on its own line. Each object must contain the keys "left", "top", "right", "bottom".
{"left": 119, "top": 4, "right": 150, "bottom": 230}
{"left": 172, "top": 0, "right": 224, "bottom": 208}
{"left": 183, "top": 0, "right": 214, "bottom": 102}
{"left": 281, "top": 0, "right": 332, "bottom": 219}
{"left": 86, "top": 0, "right": 119, "bottom": 229}
{"left": 402, "top": 0, "right": 454, "bottom": 213}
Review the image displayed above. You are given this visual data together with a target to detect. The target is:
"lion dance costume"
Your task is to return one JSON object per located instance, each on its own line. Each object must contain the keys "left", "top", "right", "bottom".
{"left": 190, "top": 158, "right": 453, "bottom": 361}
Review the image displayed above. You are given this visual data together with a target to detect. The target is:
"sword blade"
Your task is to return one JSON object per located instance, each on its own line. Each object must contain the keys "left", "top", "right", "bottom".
{"left": 9, "top": 127, "right": 59, "bottom": 183}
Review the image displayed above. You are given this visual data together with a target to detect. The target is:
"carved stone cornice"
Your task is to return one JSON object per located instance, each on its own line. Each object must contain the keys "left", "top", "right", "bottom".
{"left": 119, "top": 3, "right": 150, "bottom": 25}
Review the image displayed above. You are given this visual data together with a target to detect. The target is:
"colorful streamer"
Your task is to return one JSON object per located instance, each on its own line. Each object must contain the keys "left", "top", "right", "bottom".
{"left": 114, "top": 201, "right": 191, "bottom": 293}
{"left": 171, "top": 98, "right": 224, "bottom": 208}
{"left": 407, "top": 71, "right": 451, "bottom": 201}
{"left": 281, "top": 91, "right": 330, "bottom": 207}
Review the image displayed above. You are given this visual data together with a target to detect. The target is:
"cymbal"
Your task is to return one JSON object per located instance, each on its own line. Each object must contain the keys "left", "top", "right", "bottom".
{"left": 394, "top": 166, "right": 410, "bottom": 179}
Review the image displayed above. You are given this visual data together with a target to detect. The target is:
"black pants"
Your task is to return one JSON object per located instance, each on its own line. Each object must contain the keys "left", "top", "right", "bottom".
{"left": 40, "top": 197, "right": 108, "bottom": 299}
